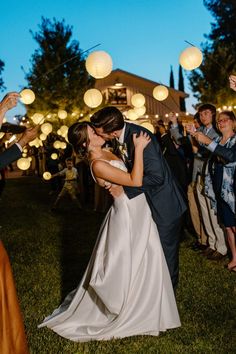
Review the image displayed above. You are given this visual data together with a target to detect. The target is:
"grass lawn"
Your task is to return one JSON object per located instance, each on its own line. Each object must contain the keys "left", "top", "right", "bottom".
{"left": 0, "top": 177, "right": 235, "bottom": 354}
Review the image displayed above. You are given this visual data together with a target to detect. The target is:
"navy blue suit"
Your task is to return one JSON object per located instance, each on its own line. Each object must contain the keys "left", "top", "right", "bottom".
{"left": 122, "top": 123, "right": 187, "bottom": 289}
{"left": 0, "top": 144, "right": 21, "bottom": 170}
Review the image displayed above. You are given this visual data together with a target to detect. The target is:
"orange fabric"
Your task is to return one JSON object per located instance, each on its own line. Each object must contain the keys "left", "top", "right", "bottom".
{"left": 0, "top": 241, "right": 29, "bottom": 354}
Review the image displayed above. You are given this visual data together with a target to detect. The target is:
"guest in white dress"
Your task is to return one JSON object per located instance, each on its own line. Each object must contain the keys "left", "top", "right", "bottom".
{"left": 39, "top": 122, "right": 180, "bottom": 342}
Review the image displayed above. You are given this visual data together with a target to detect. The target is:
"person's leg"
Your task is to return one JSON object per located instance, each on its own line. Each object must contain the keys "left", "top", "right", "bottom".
{"left": 158, "top": 216, "right": 183, "bottom": 291}
{"left": 227, "top": 227, "right": 236, "bottom": 269}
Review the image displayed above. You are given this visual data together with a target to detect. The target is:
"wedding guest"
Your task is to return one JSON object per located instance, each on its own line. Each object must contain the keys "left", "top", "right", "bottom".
{"left": 193, "top": 110, "right": 236, "bottom": 271}
{"left": 186, "top": 104, "right": 227, "bottom": 259}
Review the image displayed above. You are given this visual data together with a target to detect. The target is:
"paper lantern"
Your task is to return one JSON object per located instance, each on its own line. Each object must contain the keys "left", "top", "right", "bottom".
{"left": 126, "top": 109, "right": 139, "bottom": 121}
{"left": 60, "top": 125, "right": 68, "bottom": 136}
{"left": 51, "top": 153, "right": 58, "bottom": 160}
{"left": 60, "top": 142, "right": 67, "bottom": 149}
{"left": 153, "top": 85, "right": 169, "bottom": 101}
{"left": 58, "top": 110, "right": 67, "bottom": 119}
{"left": 134, "top": 106, "right": 146, "bottom": 117}
{"left": 53, "top": 140, "right": 62, "bottom": 149}
{"left": 179, "top": 46, "right": 203, "bottom": 70}
{"left": 131, "top": 93, "right": 146, "bottom": 108}
{"left": 40, "top": 133, "right": 47, "bottom": 141}
{"left": 41, "top": 122, "right": 52, "bottom": 135}
{"left": 140, "top": 122, "right": 155, "bottom": 133}
{"left": 22, "top": 153, "right": 27, "bottom": 158}
{"left": 43, "top": 171, "right": 52, "bottom": 180}
{"left": 84, "top": 89, "right": 103, "bottom": 108}
{"left": 20, "top": 89, "right": 35, "bottom": 105}
{"left": 85, "top": 51, "right": 113, "bottom": 79}
{"left": 31, "top": 113, "right": 44, "bottom": 125}
{"left": 17, "top": 157, "right": 31, "bottom": 170}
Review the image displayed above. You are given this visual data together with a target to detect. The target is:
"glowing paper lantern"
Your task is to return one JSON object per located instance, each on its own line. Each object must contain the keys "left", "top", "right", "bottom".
{"left": 126, "top": 109, "right": 139, "bottom": 121}
{"left": 43, "top": 171, "right": 52, "bottom": 180}
{"left": 84, "top": 89, "right": 103, "bottom": 108}
{"left": 60, "top": 142, "right": 67, "bottom": 149}
{"left": 41, "top": 122, "right": 52, "bottom": 135}
{"left": 179, "top": 46, "right": 203, "bottom": 70}
{"left": 20, "top": 89, "right": 35, "bottom": 105}
{"left": 85, "top": 51, "right": 113, "bottom": 79}
{"left": 17, "top": 157, "right": 31, "bottom": 170}
{"left": 60, "top": 125, "right": 68, "bottom": 137}
{"left": 53, "top": 140, "right": 62, "bottom": 149}
{"left": 58, "top": 110, "right": 67, "bottom": 119}
{"left": 51, "top": 153, "right": 58, "bottom": 160}
{"left": 131, "top": 93, "right": 145, "bottom": 108}
{"left": 22, "top": 153, "right": 27, "bottom": 158}
{"left": 57, "top": 129, "right": 62, "bottom": 136}
{"left": 40, "top": 133, "right": 47, "bottom": 141}
{"left": 134, "top": 106, "right": 146, "bottom": 117}
{"left": 140, "top": 122, "right": 155, "bottom": 133}
{"left": 153, "top": 85, "right": 169, "bottom": 101}
{"left": 31, "top": 113, "right": 44, "bottom": 125}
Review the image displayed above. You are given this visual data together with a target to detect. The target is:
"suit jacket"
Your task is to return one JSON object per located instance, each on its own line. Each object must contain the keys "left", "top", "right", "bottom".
{"left": 122, "top": 123, "right": 187, "bottom": 227}
{"left": 0, "top": 144, "right": 21, "bottom": 170}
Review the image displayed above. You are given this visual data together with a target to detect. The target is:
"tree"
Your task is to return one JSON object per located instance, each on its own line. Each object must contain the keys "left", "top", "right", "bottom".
{"left": 178, "top": 65, "right": 186, "bottom": 112}
{"left": 0, "top": 60, "right": 5, "bottom": 92}
{"left": 169, "top": 66, "right": 175, "bottom": 88}
{"left": 189, "top": 0, "right": 236, "bottom": 107}
{"left": 25, "top": 17, "right": 94, "bottom": 122}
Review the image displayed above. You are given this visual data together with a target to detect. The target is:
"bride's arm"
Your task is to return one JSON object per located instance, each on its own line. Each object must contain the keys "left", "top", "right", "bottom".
{"left": 92, "top": 132, "right": 150, "bottom": 187}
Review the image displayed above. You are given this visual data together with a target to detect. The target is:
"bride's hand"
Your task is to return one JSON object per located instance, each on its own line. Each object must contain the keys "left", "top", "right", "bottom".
{"left": 133, "top": 131, "right": 151, "bottom": 149}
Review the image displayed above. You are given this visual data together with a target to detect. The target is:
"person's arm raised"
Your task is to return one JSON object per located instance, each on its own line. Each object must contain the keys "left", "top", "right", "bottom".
{"left": 92, "top": 131, "right": 150, "bottom": 187}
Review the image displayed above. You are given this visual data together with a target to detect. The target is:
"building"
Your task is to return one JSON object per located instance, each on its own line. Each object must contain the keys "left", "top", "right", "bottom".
{"left": 95, "top": 68, "right": 191, "bottom": 128}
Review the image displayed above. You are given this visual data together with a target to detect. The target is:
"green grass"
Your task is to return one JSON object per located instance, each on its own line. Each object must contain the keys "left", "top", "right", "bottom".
{"left": 1, "top": 177, "right": 236, "bottom": 354}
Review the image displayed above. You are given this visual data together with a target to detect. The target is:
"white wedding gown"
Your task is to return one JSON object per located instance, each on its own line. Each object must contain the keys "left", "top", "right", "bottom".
{"left": 39, "top": 160, "right": 180, "bottom": 341}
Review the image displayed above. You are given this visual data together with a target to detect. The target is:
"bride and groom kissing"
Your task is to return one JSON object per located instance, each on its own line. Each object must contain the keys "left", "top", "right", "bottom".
{"left": 39, "top": 106, "right": 186, "bottom": 341}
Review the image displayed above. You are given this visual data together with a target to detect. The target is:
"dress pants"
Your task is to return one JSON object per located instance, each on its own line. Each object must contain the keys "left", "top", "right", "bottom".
{"left": 158, "top": 216, "right": 183, "bottom": 291}
{"left": 196, "top": 176, "right": 227, "bottom": 255}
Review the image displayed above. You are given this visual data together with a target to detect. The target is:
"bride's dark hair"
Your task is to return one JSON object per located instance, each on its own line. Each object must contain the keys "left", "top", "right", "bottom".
{"left": 68, "top": 122, "right": 93, "bottom": 158}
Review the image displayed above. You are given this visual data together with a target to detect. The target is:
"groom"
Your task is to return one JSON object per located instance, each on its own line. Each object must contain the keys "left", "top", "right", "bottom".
{"left": 91, "top": 106, "right": 187, "bottom": 290}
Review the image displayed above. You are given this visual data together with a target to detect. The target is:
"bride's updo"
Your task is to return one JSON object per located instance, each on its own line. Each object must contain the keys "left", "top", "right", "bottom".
{"left": 68, "top": 122, "right": 92, "bottom": 158}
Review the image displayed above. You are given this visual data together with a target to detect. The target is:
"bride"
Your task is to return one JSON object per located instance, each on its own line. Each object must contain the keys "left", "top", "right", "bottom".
{"left": 39, "top": 122, "right": 181, "bottom": 341}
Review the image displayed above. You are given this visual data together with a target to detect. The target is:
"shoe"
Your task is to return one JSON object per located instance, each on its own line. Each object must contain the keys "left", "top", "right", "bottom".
{"left": 202, "top": 247, "right": 215, "bottom": 257}
{"left": 207, "top": 250, "right": 226, "bottom": 261}
{"left": 190, "top": 242, "right": 207, "bottom": 251}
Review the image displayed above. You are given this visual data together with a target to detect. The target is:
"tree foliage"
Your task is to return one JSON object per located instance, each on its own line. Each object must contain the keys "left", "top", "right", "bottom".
{"left": 169, "top": 65, "right": 175, "bottom": 88}
{"left": 25, "top": 17, "right": 94, "bottom": 119}
{"left": 0, "top": 60, "right": 5, "bottom": 92}
{"left": 189, "top": 0, "right": 236, "bottom": 107}
{"left": 178, "top": 65, "right": 186, "bottom": 112}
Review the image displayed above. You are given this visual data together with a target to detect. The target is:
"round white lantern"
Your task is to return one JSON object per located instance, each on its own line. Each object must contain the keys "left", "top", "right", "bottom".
{"left": 41, "top": 122, "right": 53, "bottom": 135}
{"left": 126, "top": 109, "right": 139, "bottom": 121}
{"left": 58, "top": 109, "right": 67, "bottom": 119}
{"left": 51, "top": 153, "right": 58, "bottom": 160}
{"left": 131, "top": 93, "right": 146, "bottom": 108}
{"left": 60, "top": 141, "right": 67, "bottom": 149}
{"left": 40, "top": 133, "right": 47, "bottom": 141}
{"left": 153, "top": 85, "right": 169, "bottom": 101}
{"left": 140, "top": 122, "right": 155, "bottom": 133}
{"left": 53, "top": 140, "right": 62, "bottom": 149}
{"left": 20, "top": 89, "right": 35, "bottom": 105}
{"left": 84, "top": 89, "right": 103, "bottom": 108}
{"left": 31, "top": 113, "right": 44, "bottom": 125}
{"left": 60, "top": 125, "right": 68, "bottom": 137}
{"left": 85, "top": 51, "right": 113, "bottom": 79}
{"left": 134, "top": 106, "right": 146, "bottom": 117}
{"left": 17, "top": 157, "right": 31, "bottom": 170}
{"left": 179, "top": 46, "right": 203, "bottom": 70}
{"left": 43, "top": 171, "right": 52, "bottom": 180}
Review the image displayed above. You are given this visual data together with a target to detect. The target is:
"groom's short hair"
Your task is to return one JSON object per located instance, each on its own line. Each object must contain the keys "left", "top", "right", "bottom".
{"left": 91, "top": 106, "right": 125, "bottom": 133}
